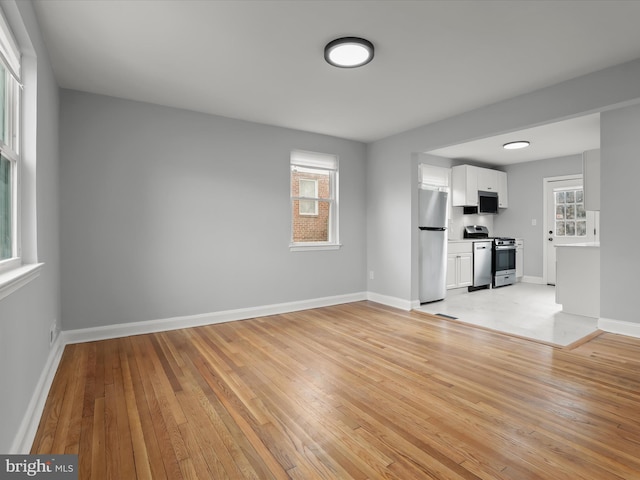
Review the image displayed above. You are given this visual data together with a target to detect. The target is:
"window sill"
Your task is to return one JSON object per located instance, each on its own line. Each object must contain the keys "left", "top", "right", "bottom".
{"left": 0, "top": 263, "right": 44, "bottom": 302}
{"left": 290, "top": 243, "right": 342, "bottom": 252}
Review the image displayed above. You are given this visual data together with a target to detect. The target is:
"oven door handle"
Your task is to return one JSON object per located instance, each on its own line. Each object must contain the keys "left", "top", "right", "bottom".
{"left": 495, "top": 245, "right": 516, "bottom": 250}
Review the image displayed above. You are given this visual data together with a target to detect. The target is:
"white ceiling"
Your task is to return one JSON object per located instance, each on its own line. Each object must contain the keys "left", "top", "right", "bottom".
{"left": 427, "top": 114, "right": 601, "bottom": 166}
{"left": 33, "top": 0, "right": 640, "bottom": 151}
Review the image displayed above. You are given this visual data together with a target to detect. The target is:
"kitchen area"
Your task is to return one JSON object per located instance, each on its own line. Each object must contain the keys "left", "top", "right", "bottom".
{"left": 418, "top": 163, "right": 522, "bottom": 301}
{"left": 414, "top": 141, "right": 601, "bottom": 346}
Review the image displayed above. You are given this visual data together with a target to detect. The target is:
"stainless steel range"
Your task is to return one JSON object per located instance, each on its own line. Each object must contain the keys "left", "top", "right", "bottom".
{"left": 463, "top": 226, "right": 516, "bottom": 288}
{"left": 492, "top": 237, "right": 516, "bottom": 287}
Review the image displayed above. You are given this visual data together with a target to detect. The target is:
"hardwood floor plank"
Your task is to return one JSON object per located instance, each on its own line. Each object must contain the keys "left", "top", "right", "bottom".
{"left": 112, "top": 355, "right": 137, "bottom": 479}
{"left": 32, "top": 302, "right": 640, "bottom": 479}
{"left": 179, "top": 352, "right": 290, "bottom": 479}
{"left": 30, "top": 346, "right": 73, "bottom": 453}
{"left": 120, "top": 341, "right": 153, "bottom": 480}
{"left": 175, "top": 373, "right": 247, "bottom": 479}
{"left": 77, "top": 408, "right": 94, "bottom": 479}
{"left": 91, "top": 396, "right": 106, "bottom": 478}
{"left": 182, "top": 346, "right": 275, "bottom": 479}
{"left": 176, "top": 415, "right": 225, "bottom": 479}
{"left": 50, "top": 344, "right": 86, "bottom": 453}
{"left": 129, "top": 335, "right": 183, "bottom": 480}
{"left": 126, "top": 337, "right": 170, "bottom": 480}
{"left": 104, "top": 383, "right": 120, "bottom": 480}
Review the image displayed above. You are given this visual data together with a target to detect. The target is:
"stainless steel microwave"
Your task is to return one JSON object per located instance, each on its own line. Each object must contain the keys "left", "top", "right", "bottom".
{"left": 478, "top": 190, "right": 499, "bottom": 214}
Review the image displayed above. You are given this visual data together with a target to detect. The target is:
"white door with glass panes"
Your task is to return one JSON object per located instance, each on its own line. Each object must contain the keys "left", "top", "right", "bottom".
{"left": 544, "top": 177, "right": 597, "bottom": 285}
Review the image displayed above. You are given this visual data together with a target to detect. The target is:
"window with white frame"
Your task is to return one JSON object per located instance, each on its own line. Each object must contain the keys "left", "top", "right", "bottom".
{"left": 290, "top": 150, "right": 339, "bottom": 249}
{"left": 0, "top": 8, "right": 21, "bottom": 272}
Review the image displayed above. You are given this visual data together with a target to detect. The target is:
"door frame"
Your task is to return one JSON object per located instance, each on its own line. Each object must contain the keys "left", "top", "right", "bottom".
{"left": 542, "top": 174, "right": 582, "bottom": 285}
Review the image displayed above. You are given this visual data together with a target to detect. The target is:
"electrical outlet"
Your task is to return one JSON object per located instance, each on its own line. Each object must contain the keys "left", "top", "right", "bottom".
{"left": 531, "top": 218, "right": 537, "bottom": 226}
{"left": 369, "top": 270, "right": 375, "bottom": 280}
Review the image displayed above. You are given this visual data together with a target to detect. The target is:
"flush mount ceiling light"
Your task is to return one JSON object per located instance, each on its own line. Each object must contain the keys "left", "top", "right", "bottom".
{"left": 503, "top": 140, "right": 530, "bottom": 150}
{"left": 324, "top": 37, "right": 374, "bottom": 68}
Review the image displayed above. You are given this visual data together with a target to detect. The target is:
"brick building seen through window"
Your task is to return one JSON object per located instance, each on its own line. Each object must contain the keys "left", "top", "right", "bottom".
{"left": 291, "top": 169, "right": 330, "bottom": 242}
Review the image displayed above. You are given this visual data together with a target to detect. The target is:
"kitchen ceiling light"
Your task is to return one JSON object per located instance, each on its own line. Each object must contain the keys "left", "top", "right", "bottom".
{"left": 324, "top": 37, "right": 374, "bottom": 68}
{"left": 503, "top": 141, "right": 530, "bottom": 150}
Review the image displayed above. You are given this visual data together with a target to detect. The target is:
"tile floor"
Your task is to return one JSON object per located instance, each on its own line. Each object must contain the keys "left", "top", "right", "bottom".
{"left": 414, "top": 282, "right": 599, "bottom": 347}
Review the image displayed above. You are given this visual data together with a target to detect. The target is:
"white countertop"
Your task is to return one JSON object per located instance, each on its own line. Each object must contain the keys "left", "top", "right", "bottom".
{"left": 448, "top": 238, "right": 524, "bottom": 243}
{"left": 554, "top": 242, "right": 600, "bottom": 248}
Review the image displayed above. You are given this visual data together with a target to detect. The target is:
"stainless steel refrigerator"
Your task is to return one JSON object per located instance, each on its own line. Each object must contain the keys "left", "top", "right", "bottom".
{"left": 419, "top": 188, "right": 448, "bottom": 303}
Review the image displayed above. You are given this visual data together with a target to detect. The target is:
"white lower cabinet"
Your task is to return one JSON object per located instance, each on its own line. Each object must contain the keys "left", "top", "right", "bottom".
{"left": 516, "top": 239, "right": 524, "bottom": 279}
{"left": 446, "top": 255, "right": 457, "bottom": 289}
{"left": 447, "top": 242, "right": 473, "bottom": 289}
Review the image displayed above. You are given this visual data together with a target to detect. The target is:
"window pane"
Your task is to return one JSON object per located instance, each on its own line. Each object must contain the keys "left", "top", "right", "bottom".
{"left": 0, "top": 63, "right": 5, "bottom": 146}
{"left": 576, "top": 221, "right": 587, "bottom": 236}
{"left": 565, "top": 190, "right": 575, "bottom": 203}
{"left": 292, "top": 199, "right": 330, "bottom": 242}
{"left": 299, "top": 179, "right": 316, "bottom": 198}
{"left": 576, "top": 189, "right": 583, "bottom": 203}
{"left": 556, "top": 205, "right": 565, "bottom": 219}
{"left": 565, "top": 221, "right": 576, "bottom": 236}
{"left": 576, "top": 204, "right": 586, "bottom": 219}
{"left": 566, "top": 204, "right": 575, "bottom": 220}
{"left": 298, "top": 178, "right": 318, "bottom": 215}
{"left": 299, "top": 199, "right": 317, "bottom": 215}
{"left": 295, "top": 170, "right": 330, "bottom": 199}
{"left": 0, "top": 155, "right": 12, "bottom": 260}
{"left": 556, "top": 221, "right": 565, "bottom": 236}
{"left": 555, "top": 191, "right": 565, "bottom": 204}
{"left": 291, "top": 167, "right": 330, "bottom": 199}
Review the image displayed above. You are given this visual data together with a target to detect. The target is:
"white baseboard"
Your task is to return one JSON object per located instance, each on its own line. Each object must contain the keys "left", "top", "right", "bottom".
{"left": 598, "top": 317, "right": 640, "bottom": 339}
{"left": 366, "top": 291, "right": 413, "bottom": 311}
{"left": 13, "top": 293, "right": 640, "bottom": 454}
{"left": 63, "top": 292, "right": 368, "bottom": 344}
{"left": 10, "top": 334, "right": 66, "bottom": 454}
{"left": 521, "top": 275, "right": 545, "bottom": 285}
{"left": 13, "top": 292, "right": 369, "bottom": 452}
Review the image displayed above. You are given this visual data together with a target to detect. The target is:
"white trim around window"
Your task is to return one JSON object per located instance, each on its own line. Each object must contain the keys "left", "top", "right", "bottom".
{"left": 290, "top": 150, "right": 340, "bottom": 251}
{"left": 0, "top": 262, "right": 42, "bottom": 301}
{"left": 0, "top": 3, "right": 41, "bottom": 299}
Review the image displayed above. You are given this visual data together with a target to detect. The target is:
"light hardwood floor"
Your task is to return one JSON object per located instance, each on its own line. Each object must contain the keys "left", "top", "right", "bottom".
{"left": 32, "top": 302, "right": 640, "bottom": 479}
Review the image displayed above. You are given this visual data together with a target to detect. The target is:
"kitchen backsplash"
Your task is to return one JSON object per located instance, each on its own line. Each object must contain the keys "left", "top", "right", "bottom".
{"left": 448, "top": 207, "right": 494, "bottom": 240}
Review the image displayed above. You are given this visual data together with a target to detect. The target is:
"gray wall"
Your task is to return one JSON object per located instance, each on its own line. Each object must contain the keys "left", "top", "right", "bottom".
{"left": 60, "top": 90, "right": 367, "bottom": 330}
{"left": 494, "top": 154, "right": 583, "bottom": 278}
{"left": 601, "top": 103, "right": 640, "bottom": 324}
{"left": 0, "top": 0, "right": 60, "bottom": 452}
{"left": 367, "top": 57, "right": 640, "bottom": 306}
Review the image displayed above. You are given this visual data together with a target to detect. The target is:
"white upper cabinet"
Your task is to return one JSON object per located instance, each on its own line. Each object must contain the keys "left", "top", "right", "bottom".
{"left": 451, "top": 165, "right": 478, "bottom": 206}
{"left": 451, "top": 164, "right": 508, "bottom": 208}
{"left": 477, "top": 167, "right": 498, "bottom": 192}
{"left": 583, "top": 149, "right": 600, "bottom": 211}
{"left": 497, "top": 171, "right": 508, "bottom": 208}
